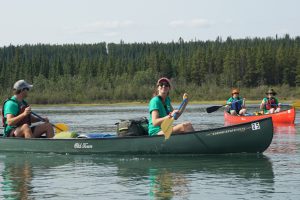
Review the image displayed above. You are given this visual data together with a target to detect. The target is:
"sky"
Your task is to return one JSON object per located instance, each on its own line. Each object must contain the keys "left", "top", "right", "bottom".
{"left": 0, "top": 0, "right": 299, "bottom": 46}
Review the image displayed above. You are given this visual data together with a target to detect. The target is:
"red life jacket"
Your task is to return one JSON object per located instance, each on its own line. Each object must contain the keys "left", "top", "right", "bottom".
{"left": 265, "top": 98, "right": 277, "bottom": 110}
{"left": 2, "top": 98, "right": 31, "bottom": 128}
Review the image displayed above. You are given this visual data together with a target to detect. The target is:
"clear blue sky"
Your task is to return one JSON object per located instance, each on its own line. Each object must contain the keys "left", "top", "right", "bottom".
{"left": 0, "top": 0, "right": 299, "bottom": 46}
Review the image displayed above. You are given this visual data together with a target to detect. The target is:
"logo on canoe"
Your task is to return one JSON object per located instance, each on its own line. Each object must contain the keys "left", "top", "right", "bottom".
{"left": 74, "top": 143, "right": 93, "bottom": 149}
{"left": 251, "top": 122, "right": 260, "bottom": 130}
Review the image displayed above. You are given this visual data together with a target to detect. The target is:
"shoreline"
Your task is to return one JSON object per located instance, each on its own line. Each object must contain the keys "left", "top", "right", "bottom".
{"left": 31, "top": 100, "right": 298, "bottom": 107}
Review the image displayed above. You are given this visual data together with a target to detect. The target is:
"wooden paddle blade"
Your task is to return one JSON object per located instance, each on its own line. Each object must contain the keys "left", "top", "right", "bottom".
{"left": 55, "top": 123, "right": 69, "bottom": 133}
{"left": 161, "top": 117, "right": 174, "bottom": 140}
{"left": 164, "top": 125, "right": 173, "bottom": 140}
{"left": 293, "top": 101, "right": 300, "bottom": 108}
{"left": 206, "top": 105, "right": 222, "bottom": 113}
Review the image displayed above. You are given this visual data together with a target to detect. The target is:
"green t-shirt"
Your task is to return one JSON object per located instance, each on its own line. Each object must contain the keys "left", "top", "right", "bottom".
{"left": 226, "top": 96, "right": 243, "bottom": 104}
{"left": 148, "top": 96, "right": 172, "bottom": 136}
{"left": 3, "top": 96, "right": 28, "bottom": 136}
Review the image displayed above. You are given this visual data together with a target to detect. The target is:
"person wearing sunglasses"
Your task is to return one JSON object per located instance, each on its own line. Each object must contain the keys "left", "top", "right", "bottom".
{"left": 260, "top": 89, "right": 281, "bottom": 114}
{"left": 148, "top": 77, "right": 194, "bottom": 136}
{"left": 225, "top": 88, "right": 247, "bottom": 116}
{"left": 2, "top": 80, "right": 54, "bottom": 138}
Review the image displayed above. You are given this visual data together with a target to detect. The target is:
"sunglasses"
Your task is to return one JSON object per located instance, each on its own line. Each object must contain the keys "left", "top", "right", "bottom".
{"left": 232, "top": 92, "right": 239, "bottom": 95}
{"left": 267, "top": 93, "right": 274, "bottom": 95}
{"left": 158, "top": 83, "right": 170, "bottom": 87}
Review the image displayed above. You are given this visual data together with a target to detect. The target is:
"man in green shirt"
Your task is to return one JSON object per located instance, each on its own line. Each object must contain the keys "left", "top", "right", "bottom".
{"left": 2, "top": 80, "right": 54, "bottom": 138}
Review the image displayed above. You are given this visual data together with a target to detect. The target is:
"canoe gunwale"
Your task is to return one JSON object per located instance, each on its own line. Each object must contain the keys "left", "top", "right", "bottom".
{"left": 0, "top": 118, "right": 274, "bottom": 154}
{"left": 224, "top": 107, "right": 295, "bottom": 124}
{"left": 0, "top": 117, "right": 272, "bottom": 141}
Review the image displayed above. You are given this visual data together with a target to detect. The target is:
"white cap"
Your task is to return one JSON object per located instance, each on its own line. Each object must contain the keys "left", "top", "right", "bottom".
{"left": 13, "top": 80, "right": 33, "bottom": 90}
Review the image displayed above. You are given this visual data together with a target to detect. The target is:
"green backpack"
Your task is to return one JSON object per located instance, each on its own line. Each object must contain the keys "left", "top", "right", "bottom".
{"left": 116, "top": 117, "right": 148, "bottom": 137}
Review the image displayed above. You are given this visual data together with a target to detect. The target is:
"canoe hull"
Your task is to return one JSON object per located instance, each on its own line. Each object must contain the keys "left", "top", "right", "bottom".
{"left": 224, "top": 108, "right": 295, "bottom": 125}
{"left": 0, "top": 118, "right": 273, "bottom": 154}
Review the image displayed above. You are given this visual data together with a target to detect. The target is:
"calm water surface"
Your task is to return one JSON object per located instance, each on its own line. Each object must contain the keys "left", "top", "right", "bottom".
{"left": 0, "top": 104, "right": 299, "bottom": 200}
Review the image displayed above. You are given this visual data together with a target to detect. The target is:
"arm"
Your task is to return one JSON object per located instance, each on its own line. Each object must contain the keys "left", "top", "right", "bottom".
{"left": 260, "top": 99, "right": 265, "bottom": 110}
{"left": 242, "top": 98, "right": 246, "bottom": 108}
{"left": 174, "top": 98, "right": 188, "bottom": 119}
{"left": 151, "top": 110, "right": 170, "bottom": 126}
{"left": 226, "top": 98, "right": 232, "bottom": 105}
{"left": 6, "top": 107, "right": 31, "bottom": 126}
{"left": 276, "top": 98, "right": 281, "bottom": 107}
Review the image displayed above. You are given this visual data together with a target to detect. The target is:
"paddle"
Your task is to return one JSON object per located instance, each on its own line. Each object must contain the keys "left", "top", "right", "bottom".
{"left": 206, "top": 99, "right": 243, "bottom": 113}
{"left": 293, "top": 101, "right": 300, "bottom": 108}
{"left": 31, "top": 112, "right": 69, "bottom": 133}
{"left": 206, "top": 104, "right": 227, "bottom": 113}
{"left": 161, "top": 94, "right": 188, "bottom": 140}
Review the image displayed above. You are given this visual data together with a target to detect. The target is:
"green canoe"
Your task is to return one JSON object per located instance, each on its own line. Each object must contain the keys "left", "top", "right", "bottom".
{"left": 0, "top": 117, "right": 273, "bottom": 154}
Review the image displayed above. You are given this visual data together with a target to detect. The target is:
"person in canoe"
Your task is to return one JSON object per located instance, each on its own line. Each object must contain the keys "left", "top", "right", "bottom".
{"left": 148, "top": 77, "right": 194, "bottom": 136}
{"left": 2, "top": 80, "right": 54, "bottom": 138}
{"left": 260, "top": 89, "right": 281, "bottom": 114}
{"left": 225, "top": 88, "right": 247, "bottom": 116}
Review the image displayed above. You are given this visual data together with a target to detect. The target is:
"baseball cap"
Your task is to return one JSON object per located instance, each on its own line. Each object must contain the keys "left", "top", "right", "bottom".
{"left": 13, "top": 80, "right": 33, "bottom": 90}
{"left": 156, "top": 77, "right": 171, "bottom": 88}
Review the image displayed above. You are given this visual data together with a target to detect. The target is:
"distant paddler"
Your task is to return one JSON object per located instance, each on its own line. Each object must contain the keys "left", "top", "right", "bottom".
{"left": 260, "top": 89, "right": 281, "bottom": 114}
{"left": 2, "top": 80, "right": 54, "bottom": 138}
{"left": 225, "top": 88, "right": 247, "bottom": 116}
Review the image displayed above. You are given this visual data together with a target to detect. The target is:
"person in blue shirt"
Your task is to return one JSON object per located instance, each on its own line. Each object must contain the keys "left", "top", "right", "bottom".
{"left": 225, "top": 88, "right": 247, "bottom": 116}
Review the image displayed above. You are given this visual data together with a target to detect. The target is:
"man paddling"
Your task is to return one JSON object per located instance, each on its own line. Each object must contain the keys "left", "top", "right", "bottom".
{"left": 260, "top": 89, "right": 281, "bottom": 114}
{"left": 2, "top": 80, "right": 54, "bottom": 138}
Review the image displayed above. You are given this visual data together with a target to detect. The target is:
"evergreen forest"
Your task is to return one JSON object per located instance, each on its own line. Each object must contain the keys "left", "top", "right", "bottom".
{"left": 0, "top": 35, "right": 299, "bottom": 104}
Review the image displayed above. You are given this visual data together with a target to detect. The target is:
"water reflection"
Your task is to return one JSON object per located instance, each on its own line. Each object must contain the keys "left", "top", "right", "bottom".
{"left": 0, "top": 154, "right": 275, "bottom": 199}
{"left": 267, "top": 124, "right": 297, "bottom": 154}
{"left": 274, "top": 124, "right": 296, "bottom": 134}
{"left": 1, "top": 160, "right": 33, "bottom": 200}
{"left": 113, "top": 155, "right": 274, "bottom": 199}
{"left": 0, "top": 154, "right": 72, "bottom": 199}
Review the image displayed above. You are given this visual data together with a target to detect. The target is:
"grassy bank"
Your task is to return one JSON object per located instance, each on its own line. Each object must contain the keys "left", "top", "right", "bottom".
{"left": 1, "top": 83, "right": 299, "bottom": 105}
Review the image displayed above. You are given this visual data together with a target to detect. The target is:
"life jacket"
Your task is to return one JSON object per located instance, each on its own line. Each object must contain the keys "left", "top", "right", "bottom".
{"left": 265, "top": 98, "right": 277, "bottom": 110}
{"left": 2, "top": 98, "right": 31, "bottom": 128}
{"left": 230, "top": 97, "right": 242, "bottom": 113}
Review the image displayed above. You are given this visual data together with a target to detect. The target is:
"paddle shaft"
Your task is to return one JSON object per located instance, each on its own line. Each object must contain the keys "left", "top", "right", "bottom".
{"left": 172, "top": 98, "right": 188, "bottom": 119}
{"left": 206, "top": 99, "right": 244, "bottom": 113}
{"left": 31, "top": 112, "right": 64, "bottom": 131}
{"left": 161, "top": 97, "right": 188, "bottom": 140}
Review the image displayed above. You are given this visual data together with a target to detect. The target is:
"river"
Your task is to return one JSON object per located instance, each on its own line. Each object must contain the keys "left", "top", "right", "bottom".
{"left": 0, "top": 104, "right": 299, "bottom": 199}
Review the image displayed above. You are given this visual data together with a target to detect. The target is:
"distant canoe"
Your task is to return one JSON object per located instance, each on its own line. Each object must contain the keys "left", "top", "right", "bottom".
{"left": 224, "top": 107, "right": 295, "bottom": 125}
{"left": 0, "top": 118, "right": 273, "bottom": 154}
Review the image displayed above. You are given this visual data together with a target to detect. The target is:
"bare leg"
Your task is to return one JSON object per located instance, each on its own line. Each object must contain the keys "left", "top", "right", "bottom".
{"left": 230, "top": 110, "right": 237, "bottom": 115}
{"left": 239, "top": 108, "right": 247, "bottom": 116}
{"left": 33, "top": 123, "right": 54, "bottom": 138}
{"left": 269, "top": 108, "right": 275, "bottom": 114}
{"left": 173, "top": 122, "right": 194, "bottom": 134}
{"left": 13, "top": 124, "right": 34, "bottom": 138}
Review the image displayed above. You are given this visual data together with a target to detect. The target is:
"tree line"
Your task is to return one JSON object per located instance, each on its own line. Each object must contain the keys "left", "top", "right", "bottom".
{"left": 0, "top": 35, "right": 299, "bottom": 104}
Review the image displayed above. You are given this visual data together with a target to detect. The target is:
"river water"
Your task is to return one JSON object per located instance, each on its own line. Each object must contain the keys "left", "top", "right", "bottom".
{"left": 0, "top": 104, "right": 299, "bottom": 200}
